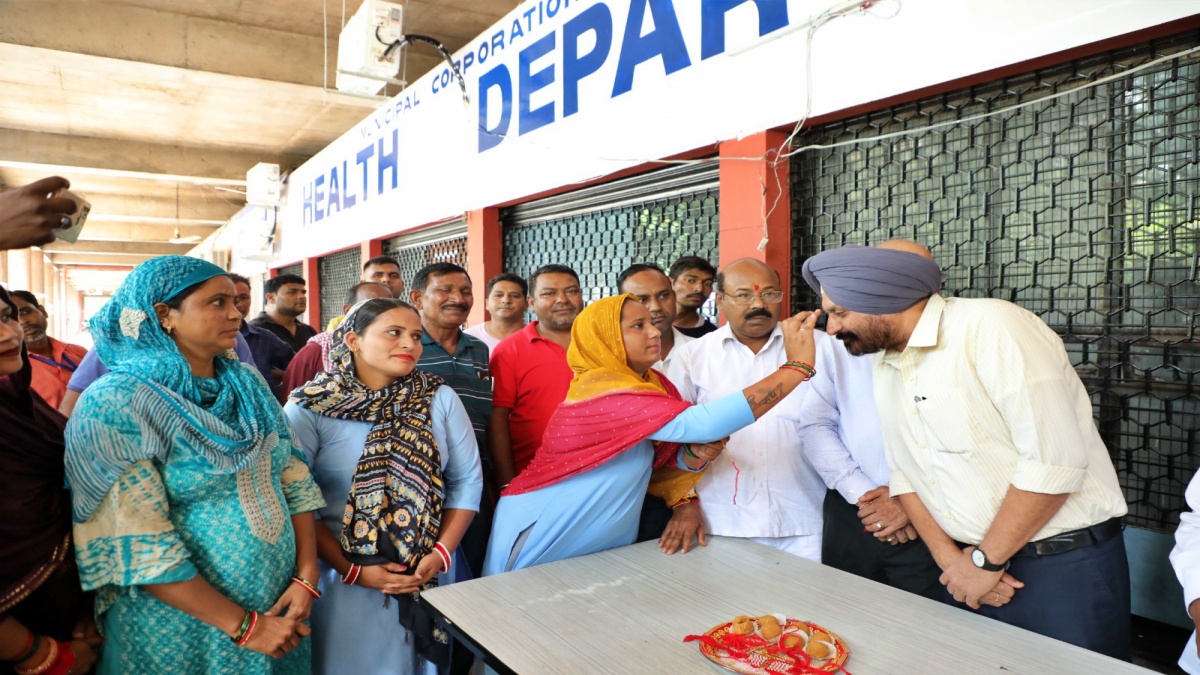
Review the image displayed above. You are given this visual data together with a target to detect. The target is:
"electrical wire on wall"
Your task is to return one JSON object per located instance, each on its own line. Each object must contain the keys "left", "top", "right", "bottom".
{"left": 376, "top": 28, "right": 469, "bottom": 106}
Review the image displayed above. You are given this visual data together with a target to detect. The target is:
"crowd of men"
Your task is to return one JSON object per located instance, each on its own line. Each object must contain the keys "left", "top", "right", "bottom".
{"left": 10, "top": 243, "right": 1150, "bottom": 665}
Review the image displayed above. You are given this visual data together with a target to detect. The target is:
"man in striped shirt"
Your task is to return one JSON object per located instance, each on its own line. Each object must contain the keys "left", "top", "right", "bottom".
{"left": 803, "top": 240, "right": 1130, "bottom": 661}
{"left": 408, "top": 262, "right": 493, "bottom": 581}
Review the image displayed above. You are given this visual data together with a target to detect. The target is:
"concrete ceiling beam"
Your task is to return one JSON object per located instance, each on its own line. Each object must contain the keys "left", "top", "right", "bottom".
{"left": 80, "top": 193, "right": 241, "bottom": 223}
{"left": 0, "top": 0, "right": 331, "bottom": 87}
{"left": 42, "top": 241, "right": 193, "bottom": 256}
{"left": 0, "top": 43, "right": 378, "bottom": 156}
{"left": 73, "top": 221, "right": 219, "bottom": 242}
{"left": 0, "top": 129, "right": 305, "bottom": 183}
{"left": 45, "top": 253, "right": 157, "bottom": 266}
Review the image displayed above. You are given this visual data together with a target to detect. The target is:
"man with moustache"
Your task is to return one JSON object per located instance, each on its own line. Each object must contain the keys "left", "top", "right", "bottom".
{"left": 250, "top": 273, "right": 317, "bottom": 352}
{"left": 489, "top": 264, "right": 584, "bottom": 490}
{"left": 228, "top": 274, "right": 294, "bottom": 400}
{"left": 8, "top": 290, "right": 87, "bottom": 408}
{"left": 464, "top": 273, "right": 528, "bottom": 351}
{"left": 669, "top": 256, "right": 718, "bottom": 338}
{"left": 408, "top": 262, "right": 494, "bottom": 580}
{"left": 280, "top": 281, "right": 392, "bottom": 394}
{"left": 616, "top": 263, "right": 706, "bottom": 553}
{"left": 674, "top": 259, "right": 826, "bottom": 561}
{"left": 803, "top": 240, "right": 1130, "bottom": 660}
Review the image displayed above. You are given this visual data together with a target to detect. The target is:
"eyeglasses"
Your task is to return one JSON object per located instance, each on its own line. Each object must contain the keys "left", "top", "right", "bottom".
{"left": 723, "top": 290, "right": 784, "bottom": 306}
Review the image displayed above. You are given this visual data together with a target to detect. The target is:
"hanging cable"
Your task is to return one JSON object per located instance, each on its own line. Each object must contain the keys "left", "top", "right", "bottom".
{"left": 376, "top": 27, "right": 468, "bottom": 105}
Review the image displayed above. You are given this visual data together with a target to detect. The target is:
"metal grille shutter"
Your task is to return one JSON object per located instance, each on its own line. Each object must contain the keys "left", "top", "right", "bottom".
{"left": 789, "top": 31, "right": 1200, "bottom": 532}
{"left": 277, "top": 263, "right": 302, "bottom": 278}
{"left": 502, "top": 162, "right": 720, "bottom": 317}
{"left": 382, "top": 219, "right": 469, "bottom": 291}
{"left": 317, "top": 247, "right": 362, "bottom": 328}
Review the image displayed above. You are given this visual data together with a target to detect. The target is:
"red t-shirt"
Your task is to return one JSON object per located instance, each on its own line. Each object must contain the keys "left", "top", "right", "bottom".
{"left": 282, "top": 341, "right": 325, "bottom": 396}
{"left": 490, "top": 321, "right": 574, "bottom": 475}
{"left": 28, "top": 337, "right": 88, "bottom": 410}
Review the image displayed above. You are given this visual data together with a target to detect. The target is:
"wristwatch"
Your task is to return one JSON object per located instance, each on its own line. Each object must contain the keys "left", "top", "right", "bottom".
{"left": 970, "top": 547, "right": 1008, "bottom": 572}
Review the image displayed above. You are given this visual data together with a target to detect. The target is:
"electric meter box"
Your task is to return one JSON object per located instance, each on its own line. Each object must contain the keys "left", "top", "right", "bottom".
{"left": 336, "top": 0, "right": 405, "bottom": 95}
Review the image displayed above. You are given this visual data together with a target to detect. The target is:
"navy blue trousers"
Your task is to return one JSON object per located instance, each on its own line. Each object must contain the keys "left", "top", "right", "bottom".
{"left": 821, "top": 490, "right": 944, "bottom": 601}
{"left": 944, "top": 531, "right": 1132, "bottom": 661}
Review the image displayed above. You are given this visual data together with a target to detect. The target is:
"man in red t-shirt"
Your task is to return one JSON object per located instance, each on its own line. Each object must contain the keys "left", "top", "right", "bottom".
{"left": 10, "top": 290, "right": 88, "bottom": 409}
{"left": 488, "top": 265, "right": 585, "bottom": 490}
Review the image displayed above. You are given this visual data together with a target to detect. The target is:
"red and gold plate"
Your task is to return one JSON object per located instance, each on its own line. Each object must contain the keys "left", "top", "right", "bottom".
{"left": 685, "top": 616, "right": 850, "bottom": 675}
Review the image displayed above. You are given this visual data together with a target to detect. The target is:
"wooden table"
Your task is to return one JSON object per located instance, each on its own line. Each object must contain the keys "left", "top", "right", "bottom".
{"left": 421, "top": 537, "right": 1149, "bottom": 674}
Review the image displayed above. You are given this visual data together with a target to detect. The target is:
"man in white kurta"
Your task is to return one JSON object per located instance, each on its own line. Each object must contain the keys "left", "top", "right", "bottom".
{"left": 675, "top": 259, "right": 825, "bottom": 561}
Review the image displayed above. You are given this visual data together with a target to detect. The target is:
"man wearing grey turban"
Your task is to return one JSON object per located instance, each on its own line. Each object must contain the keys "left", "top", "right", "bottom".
{"left": 802, "top": 240, "right": 1131, "bottom": 661}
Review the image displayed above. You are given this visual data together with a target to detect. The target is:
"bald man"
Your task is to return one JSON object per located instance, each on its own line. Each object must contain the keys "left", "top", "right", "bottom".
{"left": 804, "top": 240, "right": 1130, "bottom": 660}
{"left": 674, "top": 259, "right": 826, "bottom": 561}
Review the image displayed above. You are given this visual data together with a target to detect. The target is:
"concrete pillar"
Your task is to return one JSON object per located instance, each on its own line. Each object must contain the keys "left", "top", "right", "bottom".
{"left": 302, "top": 257, "right": 320, "bottom": 328}
{"left": 42, "top": 257, "right": 54, "bottom": 306}
{"left": 29, "top": 252, "right": 45, "bottom": 296}
{"left": 466, "top": 207, "right": 503, "bottom": 326}
{"left": 6, "top": 249, "right": 32, "bottom": 292}
{"left": 718, "top": 129, "right": 793, "bottom": 317}
{"left": 0, "top": 252, "right": 7, "bottom": 285}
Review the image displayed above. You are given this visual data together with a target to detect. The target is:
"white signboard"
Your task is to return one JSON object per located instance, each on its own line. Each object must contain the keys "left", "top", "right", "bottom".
{"left": 280, "top": 0, "right": 1197, "bottom": 262}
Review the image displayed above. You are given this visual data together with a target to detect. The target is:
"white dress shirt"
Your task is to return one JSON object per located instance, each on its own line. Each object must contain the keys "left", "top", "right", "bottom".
{"left": 874, "top": 294, "right": 1127, "bottom": 545}
{"left": 1172, "top": 471, "right": 1200, "bottom": 674}
{"left": 675, "top": 324, "right": 826, "bottom": 538}
{"left": 795, "top": 333, "right": 888, "bottom": 504}
{"left": 653, "top": 327, "right": 693, "bottom": 391}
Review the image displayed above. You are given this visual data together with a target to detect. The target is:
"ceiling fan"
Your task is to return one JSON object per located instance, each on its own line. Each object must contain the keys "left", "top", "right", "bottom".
{"left": 169, "top": 184, "right": 202, "bottom": 244}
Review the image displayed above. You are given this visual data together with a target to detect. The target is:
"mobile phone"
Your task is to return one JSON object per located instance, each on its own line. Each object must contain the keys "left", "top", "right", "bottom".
{"left": 54, "top": 189, "right": 91, "bottom": 244}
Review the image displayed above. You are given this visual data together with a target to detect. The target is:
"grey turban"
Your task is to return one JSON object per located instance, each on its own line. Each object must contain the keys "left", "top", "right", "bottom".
{"left": 801, "top": 245, "right": 942, "bottom": 314}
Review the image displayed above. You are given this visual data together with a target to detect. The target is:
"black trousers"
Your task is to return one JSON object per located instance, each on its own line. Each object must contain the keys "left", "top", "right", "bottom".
{"left": 636, "top": 494, "right": 674, "bottom": 543}
{"left": 945, "top": 529, "right": 1132, "bottom": 661}
{"left": 821, "top": 490, "right": 943, "bottom": 601}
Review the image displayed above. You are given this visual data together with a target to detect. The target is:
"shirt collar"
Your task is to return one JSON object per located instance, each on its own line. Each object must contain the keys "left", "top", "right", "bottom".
{"left": 880, "top": 294, "right": 944, "bottom": 366}
{"left": 906, "top": 294, "right": 945, "bottom": 349}
{"left": 718, "top": 322, "right": 784, "bottom": 351}
{"left": 421, "top": 327, "right": 471, "bottom": 356}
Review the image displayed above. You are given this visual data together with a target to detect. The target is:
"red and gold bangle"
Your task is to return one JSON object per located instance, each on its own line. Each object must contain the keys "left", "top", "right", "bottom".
{"left": 433, "top": 542, "right": 452, "bottom": 573}
{"left": 234, "top": 611, "right": 259, "bottom": 648}
{"left": 42, "top": 642, "right": 74, "bottom": 675}
{"left": 291, "top": 576, "right": 321, "bottom": 599}
{"left": 14, "top": 639, "right": 56, "bottom": 675}
{"left": 341, "top": 563, "right": 362, "bottom": 586}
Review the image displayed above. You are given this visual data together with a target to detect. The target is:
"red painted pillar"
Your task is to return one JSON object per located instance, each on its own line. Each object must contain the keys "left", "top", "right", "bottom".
{"left": 302, "top": 257, "right": 320, "bottom": 328}
{"left": 361, "top": 238, "right": 383, "bottom": 263}
{"left": 466, "top": 207, "right": 503, "bottom": 326}
{"left": 718, "top": 129, "right": 793, "bottom": 316}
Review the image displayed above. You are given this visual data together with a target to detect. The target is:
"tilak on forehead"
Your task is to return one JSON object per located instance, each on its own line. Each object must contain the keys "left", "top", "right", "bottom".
{"left": 801, "top": 245, "right": 942, "bottom": 315}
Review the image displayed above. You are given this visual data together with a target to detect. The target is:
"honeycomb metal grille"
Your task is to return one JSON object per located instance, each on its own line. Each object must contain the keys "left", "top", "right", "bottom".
{"left": 790, "top": 32, "right": 1200, "bottom": 532}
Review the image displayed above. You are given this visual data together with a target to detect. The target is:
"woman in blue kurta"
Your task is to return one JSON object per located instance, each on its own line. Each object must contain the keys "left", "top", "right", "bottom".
{"left": 285, "top": 298, "right": 483, "bottom": 675}
{"left": 482, "top": 295, "right": 821, "bottom": 575}
{"left": 65, "top": 256, "right": 326, "bottom": 674}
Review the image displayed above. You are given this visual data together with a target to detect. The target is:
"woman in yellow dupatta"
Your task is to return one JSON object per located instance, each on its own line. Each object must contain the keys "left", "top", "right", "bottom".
{"left": 481, "top": 294, "right": 820, "bottom": 575}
